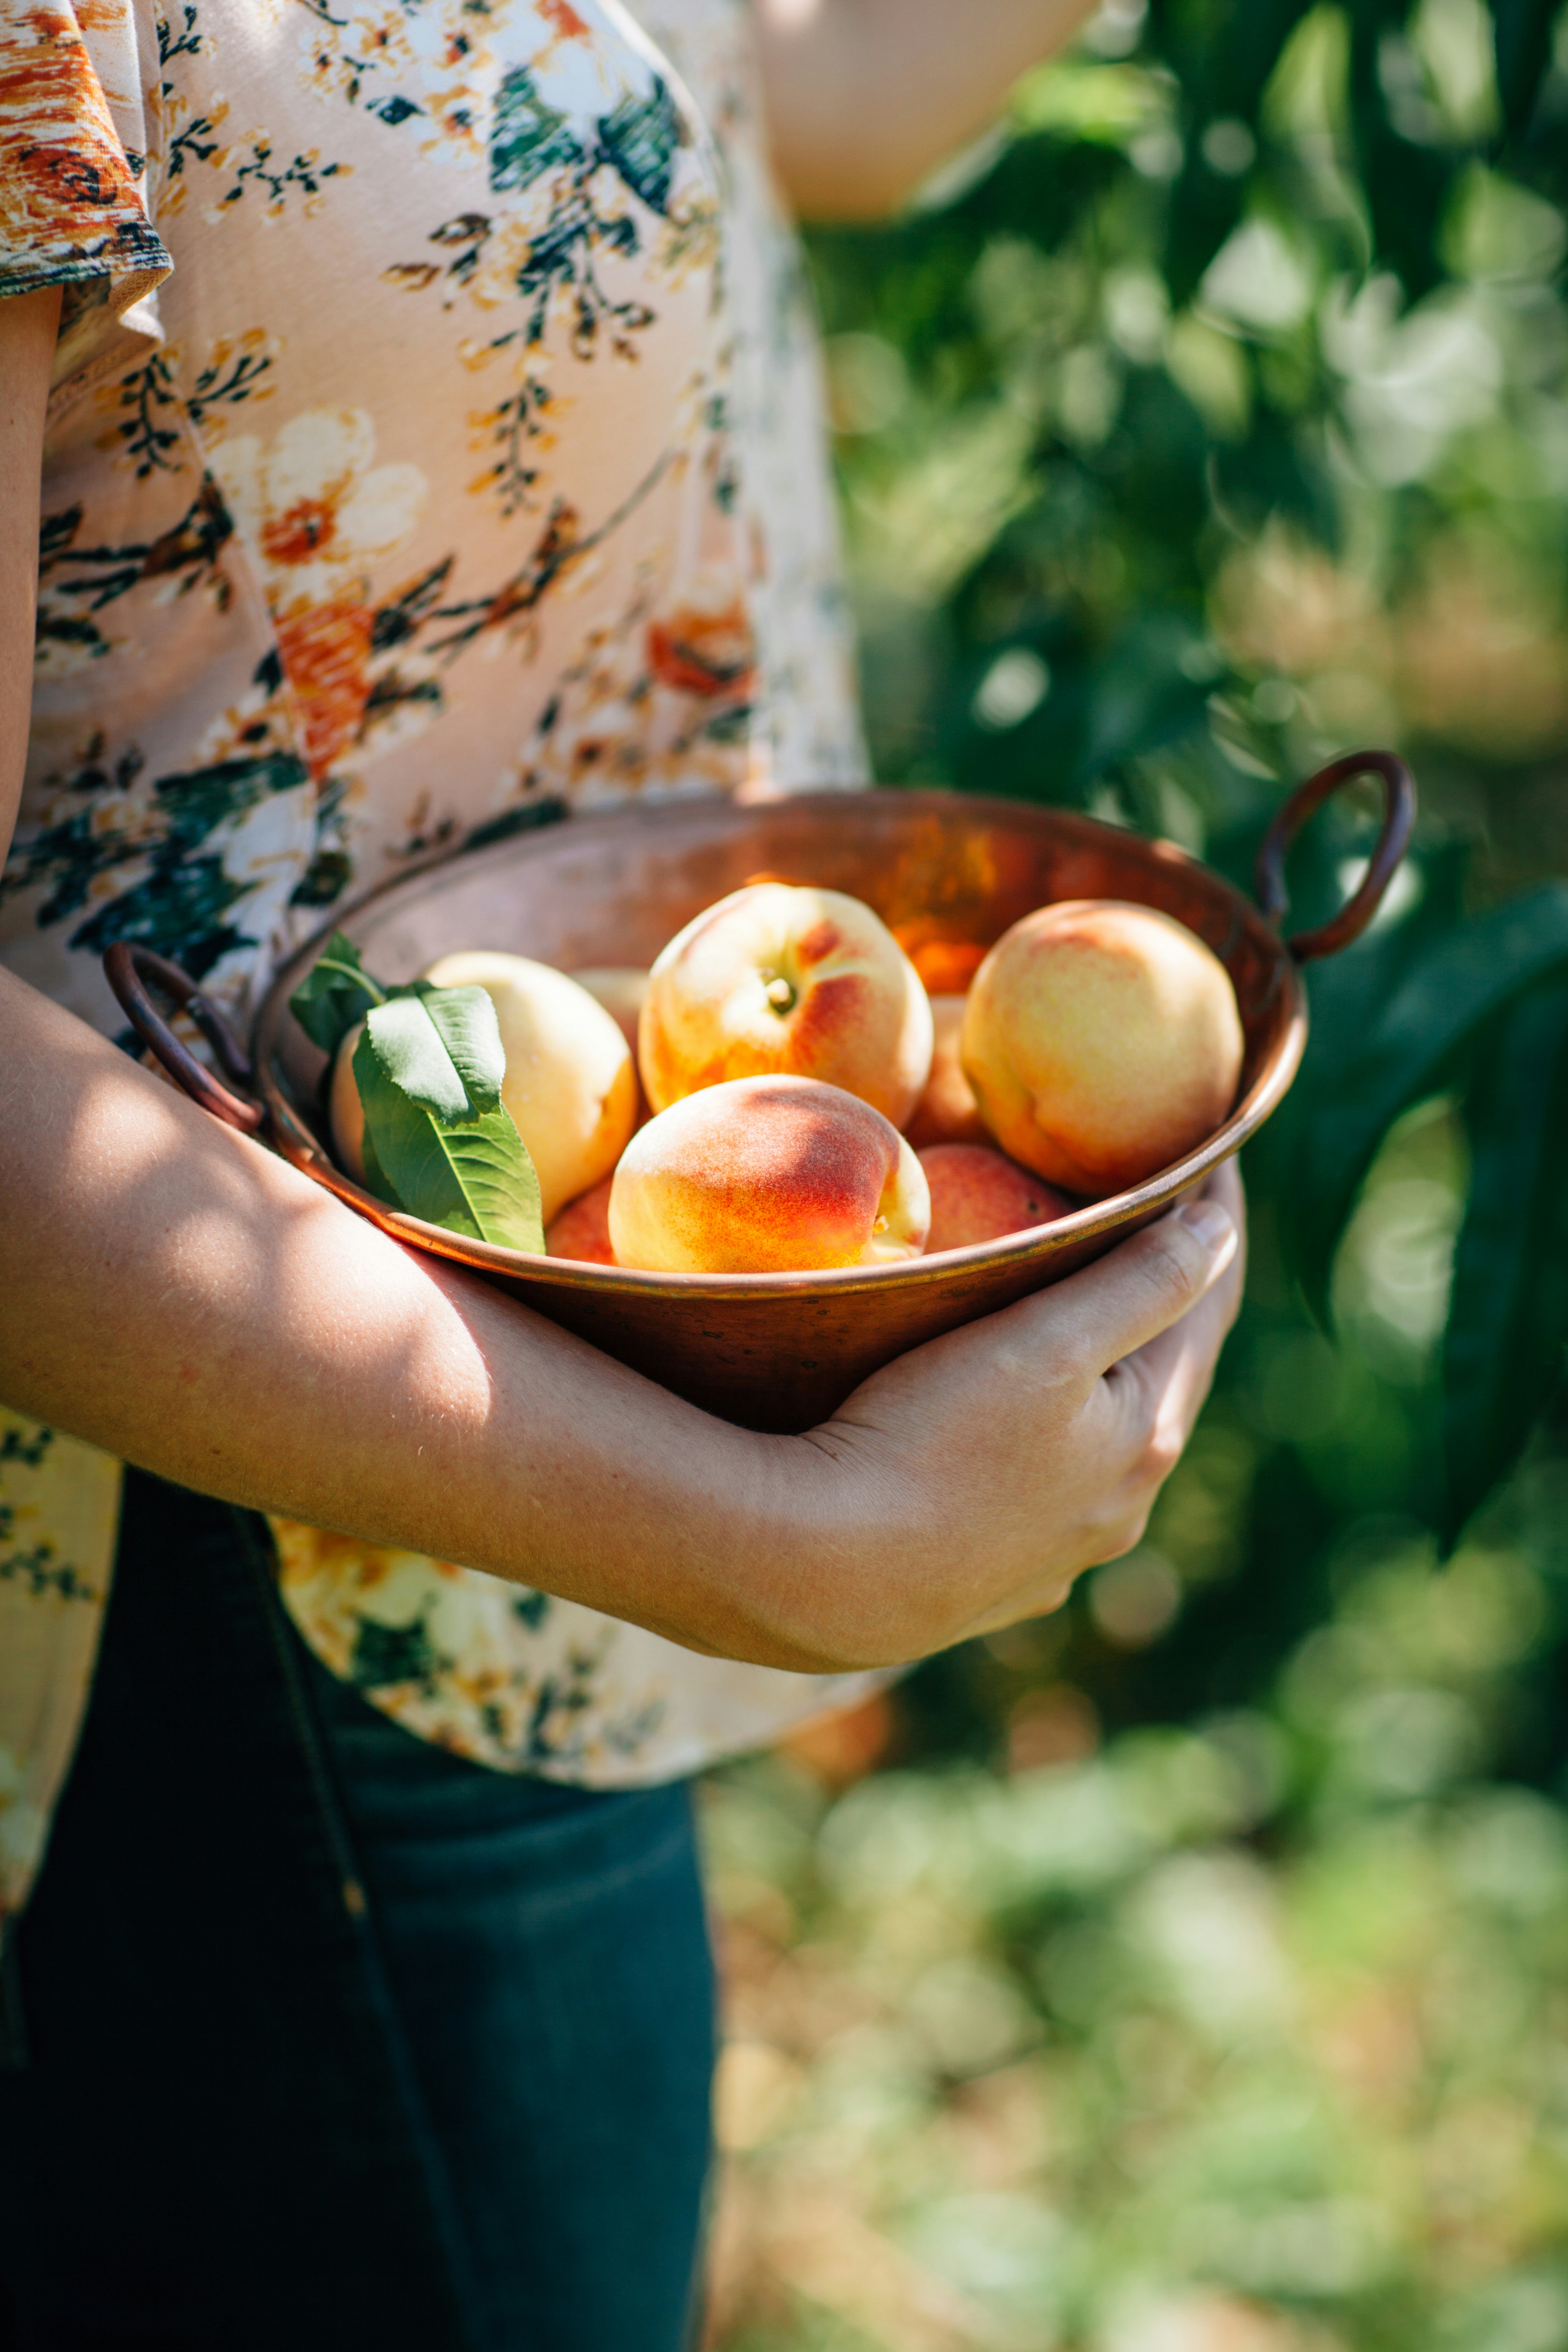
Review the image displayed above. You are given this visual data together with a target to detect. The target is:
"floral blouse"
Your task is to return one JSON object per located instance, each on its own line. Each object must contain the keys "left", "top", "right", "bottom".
{"left": 0, "top": 0, "right": 879, "bottom": 1918}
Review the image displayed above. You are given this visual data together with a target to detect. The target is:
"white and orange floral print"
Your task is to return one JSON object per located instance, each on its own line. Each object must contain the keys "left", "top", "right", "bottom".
{"left": 0, "top": 0, "right": 868, "bottom": 1913}
{"left": 212, "top": 408, "right": 426, "bottom": 776}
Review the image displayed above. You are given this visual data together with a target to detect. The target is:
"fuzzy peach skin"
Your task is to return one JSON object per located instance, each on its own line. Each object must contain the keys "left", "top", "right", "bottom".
{"left": 568, "top": 967, "right": 649, "bottom": 1055}
{"left": 609, "top": 1074, "right": 930, "bottom": 1274}
{"left": 919, "top": 1142, "right": 1072, "bottom": 1253}
{"left": 420, "top": 951, "right": 637, "bottom": 1223}
{"left": 905, "top": 994, "right": 987, "bottom": 1148}
{"left": 328, "top": 988, "right": 632, "bottom": 1222}
{"left": 639, "top": 882, "right": 934, "bottom": 1129}
{"left": 545, "top": 1174, "right": 616, "bottom": 1265}
{"left": 570, "top": 967, "right": 653, "bottom": 1126}
{"left": 329, "top": 1019, "right": 369, "bottom": 1183}
{"left": 961, "top": 900, "right": 1245, "bottom": 1198}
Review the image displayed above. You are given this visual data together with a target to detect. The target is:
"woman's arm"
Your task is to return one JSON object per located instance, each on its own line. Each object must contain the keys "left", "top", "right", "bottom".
{"left": 0, "top": 287, "right": 56, "bottom": 848}
{"left": 754, "top": 0, "right": 1098, "bottom": 219}
{"left": 0, "top": 968, "right": 1239, "bottom": 1671}
{"left": 0, "top": 290, "right": 1241, "bottom": 1676}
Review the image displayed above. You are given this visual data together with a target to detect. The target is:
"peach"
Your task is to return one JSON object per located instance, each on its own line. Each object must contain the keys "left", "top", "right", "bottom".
{"left": 609, "top": 1075, "right": 930, "bottom": 1274}
{"left": 568, "top": 967, "right": 649, "bottom": 1055}
{"left": 961, "top": 900, "right": 1244, "bottom": 1197}
{"left": 545, "top": 1174, "right": 616, "bottom": 1265}
{"left": 905, "top": 995, "right": 987, "bottom": 1148}
{"left": 420, "top": 951, "right": 637, "bottom": 1222}
{"left": 918, "top": 1142, "right": 1072, "bottom": 1254}
{"left": 639, "top": 883, "right": 933, "bottom": 1129}
{"left": 329, "top": 1019, "right": 369, "bottom": 1183}
{"left": 569, "top": 967, "right": 653, "bottom": 1125}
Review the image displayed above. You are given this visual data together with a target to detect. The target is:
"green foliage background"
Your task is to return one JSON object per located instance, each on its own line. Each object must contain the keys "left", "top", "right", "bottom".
{"left": 704, "top": 6, "right": 1568, "bottom": 2345}
{"left": 805, "top": 0, "right": 1568, "bottom": 1739}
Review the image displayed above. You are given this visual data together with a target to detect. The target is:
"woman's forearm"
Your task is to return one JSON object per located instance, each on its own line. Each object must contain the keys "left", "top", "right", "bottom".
{"left": 0, "top": 970, "right": 840, "bottom": 1664}
{"left": 0, "top": 288, "right": 58, "bottom": 846}
{"left": 0, "top": 966, "right": 1241, "bottom": 1676}
{"left": 0, "top": 283, "right": 1243, "bottom": 1685}
{"left": 756, "top": 0, "right": 1097, "bottom": 220}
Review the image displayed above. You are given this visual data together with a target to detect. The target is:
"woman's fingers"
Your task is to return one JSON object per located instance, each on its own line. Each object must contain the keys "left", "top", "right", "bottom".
{"left": 1079, "top": 1166, "right": 1246, "bottom": 1550}
{"left": 1195, "top": 1158, "right": 1248, "bottom": 1294}
{"left": 806, "top": 1160, "right": 1248, "bottom": 1666}
{"left": 1116, "top": 1161, "right": 1244, "bottom": 1376}
{"left": 1101, "top": 1162, "right": 1245, "bottom": 1436}
{"left": 1044, "top": 1188, "right": 1239, "bottom": 1391}
{"left": 1111, "top": 1270, "right": 1233, "bottom": 1467}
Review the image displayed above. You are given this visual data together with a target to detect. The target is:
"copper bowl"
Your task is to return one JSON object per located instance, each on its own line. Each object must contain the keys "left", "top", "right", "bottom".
{"left": 108, "top": 760, "right": 1413, "bottom": 1433}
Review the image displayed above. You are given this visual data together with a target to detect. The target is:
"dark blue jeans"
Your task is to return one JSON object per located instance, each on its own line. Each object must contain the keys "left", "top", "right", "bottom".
{"left": 0, "top": 1473, "right": 715, "bottom": 2352}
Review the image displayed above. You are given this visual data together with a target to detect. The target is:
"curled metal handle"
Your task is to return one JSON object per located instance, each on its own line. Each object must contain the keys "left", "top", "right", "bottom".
{"left": 103, "top": 942, "right": 266, "bottom": 1135}
{"left": 1254, "top": 748, "right": 1417, "bottom": 963}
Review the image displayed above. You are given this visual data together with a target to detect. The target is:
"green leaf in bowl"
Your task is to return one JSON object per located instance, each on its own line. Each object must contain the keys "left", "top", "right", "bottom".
{"left": 353, "top": 989, "right": 544, "bottom": 1255}
{"left": 289, "top": 930, "right": 388, "bottom": 1056}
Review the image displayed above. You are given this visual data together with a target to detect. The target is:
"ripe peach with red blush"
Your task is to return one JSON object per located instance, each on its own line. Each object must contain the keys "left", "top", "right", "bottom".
{"left": 609, "top": 1074, "right": 930, "bottom": 1274}
{"left": 962, "top": 900, "right": 1243, "bottom": 1197}
{"left": 639, "top": 883, "right": 933, "bottom": 1130}
{"left": 905, "top": 995, "right": 987, "bottom": 1148}
{"left": 918, "top": 1142, "right": 1071, "bottom": 1254}
{"left": 545, "top": 1175, "right": 616, "bottom": 1265}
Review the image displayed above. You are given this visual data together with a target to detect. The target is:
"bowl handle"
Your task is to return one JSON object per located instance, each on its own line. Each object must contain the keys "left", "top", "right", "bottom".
{"left": 1253, "top": 748, "right": 1416, "bottom": 963}
{"left": 103, "top": 942, "right": 267, "bottom": 1136}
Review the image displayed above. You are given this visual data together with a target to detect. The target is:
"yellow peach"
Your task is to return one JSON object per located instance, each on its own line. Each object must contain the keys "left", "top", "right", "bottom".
{"left": 961, "top": 900, "right": 1244, "bottom": 1197}
{"left": 918, "top": 1142, "right": 1072, "bottom": 1254}
{"left": 568, "top": 967, "right": 649, "bottom": 1055}
{"left": 609, "top": 1075, "right": 930, "bottom": 1275}
{"left": 905, "top": 995, "right": 987, "bottom": 1148}
{"left": 570, "top": 967, "right": 652, "bottom": 1125}
{"left": 545, "top": 1174, "right": 617, "bottom": 1266}
{"left": 639, "top": 883, "right": 933, "bottom": 1129}
{"left": 420, "top": 951, "right": 637, "bottom": 1223}
{"left": 329, "top": 1019, "right": 368, "bottom": 1183}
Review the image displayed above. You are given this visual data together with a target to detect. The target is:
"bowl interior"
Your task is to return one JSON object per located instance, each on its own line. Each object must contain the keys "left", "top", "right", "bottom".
{"left": 266, "top": 789, "right": 1293, "bottom": 1157}
{"left": 253, "top": 792, "right": 1302, "bottom": 1428}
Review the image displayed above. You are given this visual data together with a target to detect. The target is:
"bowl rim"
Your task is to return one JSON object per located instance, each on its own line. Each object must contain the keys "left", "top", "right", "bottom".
{"left": 254, "top": 788, "right": 1306, "bottom": 1300}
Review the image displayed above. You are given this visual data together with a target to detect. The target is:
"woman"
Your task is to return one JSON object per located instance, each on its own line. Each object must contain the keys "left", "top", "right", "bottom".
{"left": 0, "top": 2, "right": 1242, "bottom": 2345}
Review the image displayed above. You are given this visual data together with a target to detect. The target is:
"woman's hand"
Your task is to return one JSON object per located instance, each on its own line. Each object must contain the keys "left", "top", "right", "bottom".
{"left": 754, "top": 1163, "right": 1245, "bottom": 1669}
{"left": 2, "top": 279, "right": 1240, "bottom": 1690}
{"left": 1, "top": 969, "right": 1242, "bottom": 1685}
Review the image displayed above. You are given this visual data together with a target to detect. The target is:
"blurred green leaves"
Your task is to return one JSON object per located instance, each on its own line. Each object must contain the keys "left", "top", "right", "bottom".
{"left": 1444, "top": 983, "right": 1568, "bottom": 1542}
{"left": 704, "top": 25, "right": 1568, "bottom": 2336}
{"left": 704, "top": 1495, "right": 1568, "bottom": 2344}
{"left": 1286, "top": 886, "right": 1568, "bottom": 1320}
{"left": 809, "top": 0, "right": 1568, "bottom": 1550}
{"left": 1493, "top": 0, "right": 1561, "bottom": 133}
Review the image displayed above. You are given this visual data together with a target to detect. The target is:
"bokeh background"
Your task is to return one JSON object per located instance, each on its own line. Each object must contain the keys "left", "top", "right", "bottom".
{"left": 703, "top": 3, "right": 1568, "bottom": 2344}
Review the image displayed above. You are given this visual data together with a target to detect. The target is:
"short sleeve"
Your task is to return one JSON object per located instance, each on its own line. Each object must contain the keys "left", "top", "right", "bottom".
{"left": 0, "top": 0, "right": 172, "bottom": 395}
